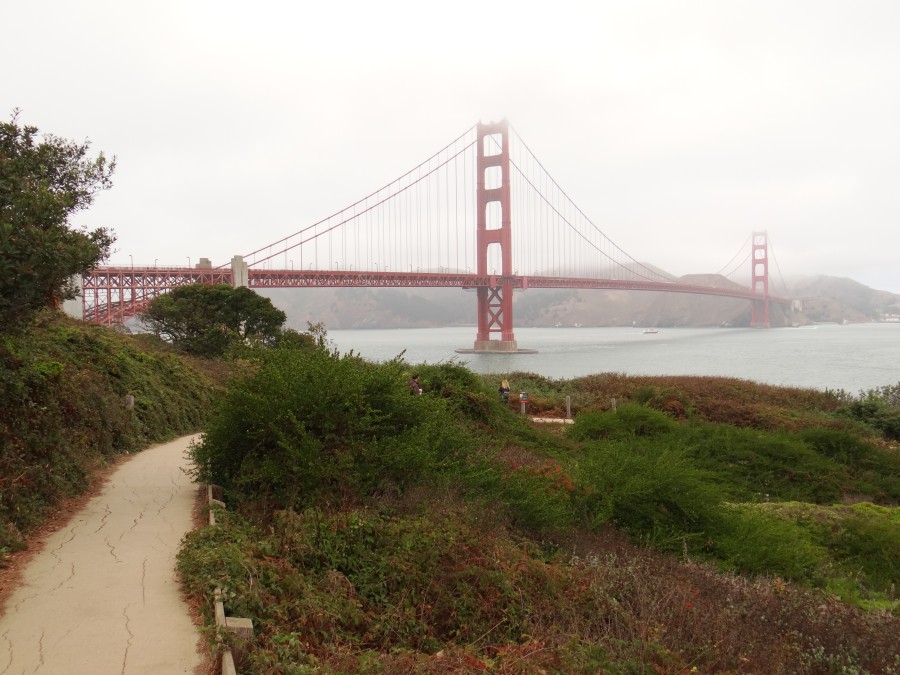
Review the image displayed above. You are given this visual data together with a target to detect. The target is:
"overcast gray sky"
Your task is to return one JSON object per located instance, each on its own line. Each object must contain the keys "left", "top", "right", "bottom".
{"left": 4, "top": 0, "right": 899, "bottom": 292}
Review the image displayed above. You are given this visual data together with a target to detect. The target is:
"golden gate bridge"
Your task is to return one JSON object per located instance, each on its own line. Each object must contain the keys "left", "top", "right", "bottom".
{"left": 78, "top": 120, "right": 790, "bottom": 351}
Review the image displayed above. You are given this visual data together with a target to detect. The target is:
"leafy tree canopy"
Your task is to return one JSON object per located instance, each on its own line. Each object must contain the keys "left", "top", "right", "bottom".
{"left": 0, "top": 109, "right": 116, "bottom": 331}
{"left": 141, "top": 284, "right": 287, "bottom": 356}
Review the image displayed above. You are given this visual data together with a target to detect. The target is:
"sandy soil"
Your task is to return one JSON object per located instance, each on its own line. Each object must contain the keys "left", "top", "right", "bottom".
{"left": 0, "top": 435, "right": 207, "bottom": 674}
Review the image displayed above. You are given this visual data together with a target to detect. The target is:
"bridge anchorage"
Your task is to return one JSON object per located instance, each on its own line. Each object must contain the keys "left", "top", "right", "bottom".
{"left": 78, "top": 119, "right": 790, "bottom": 341}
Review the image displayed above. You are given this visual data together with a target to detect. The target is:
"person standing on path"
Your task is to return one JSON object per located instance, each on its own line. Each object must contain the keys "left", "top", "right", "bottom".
{"left": 0, "top": 435, "right": 203, "bottom": 674}
{"left": 499, "top": 379, "right": 510, "bottom": 403}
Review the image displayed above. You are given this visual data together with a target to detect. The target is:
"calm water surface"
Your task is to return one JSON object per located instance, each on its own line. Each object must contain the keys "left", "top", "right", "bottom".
{"left": 328, "top": 324, "right": 900, "bottom": 393}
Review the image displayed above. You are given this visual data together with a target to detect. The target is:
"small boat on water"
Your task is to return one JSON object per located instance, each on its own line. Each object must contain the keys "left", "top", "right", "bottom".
{"left": 642, "top": 328, "right": 659, "bottom": 334}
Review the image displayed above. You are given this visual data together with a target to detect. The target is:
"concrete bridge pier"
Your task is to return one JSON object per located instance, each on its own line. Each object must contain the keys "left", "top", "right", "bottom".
{"left": 472, "top": 339, "right": 520, "bottom": 352}
{"left": 231, "top": 255, "right": 249, "bottom": 288}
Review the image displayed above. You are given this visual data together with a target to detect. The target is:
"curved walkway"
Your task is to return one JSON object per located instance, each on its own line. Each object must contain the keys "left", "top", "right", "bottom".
{"left": 0, "top": 435, "right": 203, "bottom": 674}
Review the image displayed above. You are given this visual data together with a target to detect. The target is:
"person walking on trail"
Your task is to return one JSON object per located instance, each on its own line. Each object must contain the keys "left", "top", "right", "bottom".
{"left": 499, "top": 379, "right": 510, "bottom": 403}
{"left": 408, "top": 373, "right": 423, "bottom": 395}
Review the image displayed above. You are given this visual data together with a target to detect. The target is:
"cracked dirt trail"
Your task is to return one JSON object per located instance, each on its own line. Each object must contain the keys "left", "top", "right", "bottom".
{"left": 0, "top": 435, "right": 202, "bottom": 674}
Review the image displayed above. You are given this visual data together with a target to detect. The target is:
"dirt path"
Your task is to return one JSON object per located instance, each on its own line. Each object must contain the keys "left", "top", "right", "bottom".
{"left": 0, "top": 435, "right": 204, "bottom": 674}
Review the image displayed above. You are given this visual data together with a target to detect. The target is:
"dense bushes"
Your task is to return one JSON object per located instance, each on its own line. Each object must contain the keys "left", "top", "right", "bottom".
{"left": 191, "top": 348, "right": 479, "bottom": 510}
{"left": 838, "top": 383, "right": 900, "bottom": 440}
{"left": 564, "top": 401, "right": 900, "bottom": 587}
{"left": 188, "top": 353, "right": 900, "bottom": 589}
{"left": 179, "top": 356, "right": 900, "bottom": 671}
{"left": 573, "top": 439, "right": 723, "bottom": 547}
{"left": 711, "top": 506, "right": 827, "bottom": 581}
{"left": 829, "top": 508, "right": 900, "bottom": 594}
{"left": 567, "top": 404, "right": 673, "bottom": 441}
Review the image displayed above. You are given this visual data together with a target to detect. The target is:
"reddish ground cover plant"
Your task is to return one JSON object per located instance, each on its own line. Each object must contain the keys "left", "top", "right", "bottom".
{"left": 180, "top": 506, "right": 899, "bottom": 673}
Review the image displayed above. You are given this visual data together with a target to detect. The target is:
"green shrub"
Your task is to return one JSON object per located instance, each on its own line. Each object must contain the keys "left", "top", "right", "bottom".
{"left": 827, "top": 511, "right": 900, "bottom": 592}
{"left": 418, "top": 360, "right": 495, "bottom": 424}
{"left": 839, "top": 385, "right": 900, "bottom": 440}
{"left": 680, "top": 424, "right": 845, "bottom": 504}
{"left": 799, "top": 427, "right": 874, "bottom": 463}
{"left": 191, "top": 347, "right": 472, "bottom": 509}
{"left": 572, "top": 439, "right": 725, "bottom": 549}
{"left": 712, "top": 505, "right": 828, "bottom": 582}
{"left": 569, "top": 404, "right": 674, "bottom": 442}
{"left": 871, "top": 407, "right": 900, "bottom": 440}
{"left": 360, "top": 413, "right": 472, "bottom": 495}
{"left": 493, "top": 462, "right": 577, "bottom": 533}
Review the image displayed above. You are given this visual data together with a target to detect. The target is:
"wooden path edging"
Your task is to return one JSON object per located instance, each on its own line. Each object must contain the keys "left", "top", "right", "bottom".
{"left": 530, "top": 417, "right": 574, "bottom": 424}
{"left": 207, "top": 484, "right": 254, "bottom": 675}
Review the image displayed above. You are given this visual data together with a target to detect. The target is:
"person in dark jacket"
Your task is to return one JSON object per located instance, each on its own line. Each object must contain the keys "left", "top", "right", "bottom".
{"left": 408, "top": 373, "right": 423, "bottom": 395}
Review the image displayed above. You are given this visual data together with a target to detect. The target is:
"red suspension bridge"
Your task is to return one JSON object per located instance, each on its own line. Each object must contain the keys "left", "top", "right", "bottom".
{"left": 79, "top": 120, "right": 790, "bottom": 351}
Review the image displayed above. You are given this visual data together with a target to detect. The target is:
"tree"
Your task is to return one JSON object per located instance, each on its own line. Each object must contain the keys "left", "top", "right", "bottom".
{"left": 141, "top": 284, "right": 287, "bottom": 356}
{"left": 0, "top": 110, "right": 116, "bottom": 331}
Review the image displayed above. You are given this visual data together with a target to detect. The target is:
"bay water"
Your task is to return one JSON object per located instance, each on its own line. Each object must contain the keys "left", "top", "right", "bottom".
{"left": 328, "top": 323, "right": 900, "bottom": 393}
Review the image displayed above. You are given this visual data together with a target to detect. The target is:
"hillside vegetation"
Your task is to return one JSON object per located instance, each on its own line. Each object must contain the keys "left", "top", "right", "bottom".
{"left": 3, "top": 312, "right": 897, "bottom": 672}
{"left": 0, "top": 312, "right": 222, "bottom": 561}
{"left": 178, "top": 340, "right": 900, "bottom": 673}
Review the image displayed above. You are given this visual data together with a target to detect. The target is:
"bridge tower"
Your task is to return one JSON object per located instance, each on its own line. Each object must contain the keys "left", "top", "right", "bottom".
{"left": 472, "top": 120, "right": 518, "bottom": 352}
{"left": 750, "top": 231, "right": 770, "bottom": 328}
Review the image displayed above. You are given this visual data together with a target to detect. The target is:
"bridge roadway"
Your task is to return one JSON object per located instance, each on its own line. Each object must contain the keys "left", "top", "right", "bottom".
{"left": 247, "top": 269, "right": 788, "bottom": 304}
{"left": 0, "top": 435, "right": 203, "bottom": 674}
{"left": 82, "top": 266, "right": 790, "bottom": 324}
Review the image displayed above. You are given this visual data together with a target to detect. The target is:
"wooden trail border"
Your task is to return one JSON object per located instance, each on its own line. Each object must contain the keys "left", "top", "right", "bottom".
{"left": 207, "top": 484, "right": 254, "bottom": 675}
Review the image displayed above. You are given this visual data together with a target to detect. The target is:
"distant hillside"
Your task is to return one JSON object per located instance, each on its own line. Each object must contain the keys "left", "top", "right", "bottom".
{"left": 259, "top": 275, "right": 900, "bottom": 330}
{"left": 262, "top": 287, "right": 474, "bottom": 330}
{"left": 787, "top": 275, "right": 900, "bottom": 324}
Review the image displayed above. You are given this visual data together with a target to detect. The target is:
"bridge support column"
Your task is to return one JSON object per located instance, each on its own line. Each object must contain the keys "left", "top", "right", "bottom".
{"left": 472, "top": 120, "right": 518, "bottom": 352}
{"left": 750, "top": 231, "right": 770, "bottom": 328}
{"left": 474, "top": 280, "right": 517, "bottom": 351}
{"left": 231, "top": 255, "right": 249, "bottom": 288}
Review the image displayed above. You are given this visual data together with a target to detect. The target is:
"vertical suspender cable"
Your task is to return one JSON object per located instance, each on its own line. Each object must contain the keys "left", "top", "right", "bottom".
{"left": 446, "top": 151, "right": 450, "bottom": 271}
{"left": 454, "top": 149, "right": 458, "bottom": 272}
